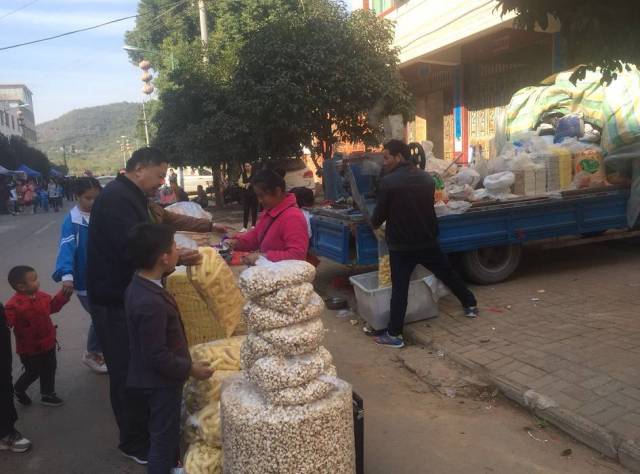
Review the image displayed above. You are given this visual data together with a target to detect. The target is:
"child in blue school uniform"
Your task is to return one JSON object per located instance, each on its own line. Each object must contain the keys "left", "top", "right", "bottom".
{"left": 52, "top": 177, "right": 106, "bottom": 374}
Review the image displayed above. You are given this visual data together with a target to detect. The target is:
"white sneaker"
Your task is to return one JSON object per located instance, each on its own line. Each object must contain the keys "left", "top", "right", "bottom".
{"left": 82, "top": 353, "right": 108, "bottom": 374}
{"left": 0, "top": 430, "right": 32, "bottom": 453}
{"left": 239, "top": 227, "right": 247, "bottom": 233}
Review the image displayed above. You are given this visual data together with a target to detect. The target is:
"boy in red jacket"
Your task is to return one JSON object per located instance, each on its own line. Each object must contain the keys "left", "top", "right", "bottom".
{"left": 5, "top": 266, "right": 70, "bottom": 407}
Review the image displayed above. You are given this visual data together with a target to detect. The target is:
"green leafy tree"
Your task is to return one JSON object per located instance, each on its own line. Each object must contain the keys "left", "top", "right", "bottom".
{"left": 233, "top": 3, "right": 413, "bottom": 162}
{"left": 496, "top": 1, "right": 640, "bottom": 83}
{"left": 0, "top": 134, "right": 52, "bottom": 176}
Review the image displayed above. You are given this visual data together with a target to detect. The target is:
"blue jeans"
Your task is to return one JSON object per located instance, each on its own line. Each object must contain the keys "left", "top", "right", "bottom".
{"left": 77, "top": 294, "right": 102, "bottom": 354}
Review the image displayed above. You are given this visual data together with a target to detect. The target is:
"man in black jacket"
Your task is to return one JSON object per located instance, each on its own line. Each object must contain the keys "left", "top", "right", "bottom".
{"left": 371, "top": 140, "right": 478, "bottom": 348}
{"left": 87, "top": 147, "right": 203, "bottom": 464}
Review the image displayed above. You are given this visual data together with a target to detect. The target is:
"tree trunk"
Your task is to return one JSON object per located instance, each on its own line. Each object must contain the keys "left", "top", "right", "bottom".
{"left": 214, "top": 165, "right": 224, "bottom": 208}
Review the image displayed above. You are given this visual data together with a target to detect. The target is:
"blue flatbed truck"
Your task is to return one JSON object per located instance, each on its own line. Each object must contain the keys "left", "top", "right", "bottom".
{"left": 310, "top": 162, "right": 638, "bottom": 284}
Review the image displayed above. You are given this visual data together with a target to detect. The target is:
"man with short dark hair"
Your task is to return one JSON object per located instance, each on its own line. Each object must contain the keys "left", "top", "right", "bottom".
{"left": 87, "top": 147, "right": 207, "bottom": 464}
{"left": 371, "top": 139, "right": 478, "bottom": 348}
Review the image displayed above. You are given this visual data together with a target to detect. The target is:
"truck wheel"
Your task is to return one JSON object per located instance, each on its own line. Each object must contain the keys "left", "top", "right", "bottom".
{"left": 461, "top": 245, "right": 522, "bottom": 285}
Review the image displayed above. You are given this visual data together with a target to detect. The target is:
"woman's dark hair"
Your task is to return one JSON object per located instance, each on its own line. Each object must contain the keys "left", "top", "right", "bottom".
{"left": 125, "top": 147, "right": 168, "bottom": 172}
{"left": 251, "top": 169, "right": 286, "bottom": 194}
{"left": 75, "top": 177, "right": 101, "bottom": 196}
{"left": 126, "top": 223, "right": 175, "bottom": 270}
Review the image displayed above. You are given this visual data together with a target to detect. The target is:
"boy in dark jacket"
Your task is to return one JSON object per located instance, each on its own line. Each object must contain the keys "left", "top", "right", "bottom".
{"left": 5, "top": 266, "right": 70, "bottom": 406}
{"left": 125, "top": 223, "right": 213, "bottom": 473}
{"left": 0, "top": 303, "right": 32, "bottom": 453}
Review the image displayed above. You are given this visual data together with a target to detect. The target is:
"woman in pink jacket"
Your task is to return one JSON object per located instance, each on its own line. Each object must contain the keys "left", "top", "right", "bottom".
{"left": 228, "top": 169, "right": 309, "bottom": 265}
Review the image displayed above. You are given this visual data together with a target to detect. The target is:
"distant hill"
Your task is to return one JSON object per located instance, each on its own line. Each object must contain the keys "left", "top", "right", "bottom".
{"left": 36, "top": 102, "right": 143, "bottom": 176}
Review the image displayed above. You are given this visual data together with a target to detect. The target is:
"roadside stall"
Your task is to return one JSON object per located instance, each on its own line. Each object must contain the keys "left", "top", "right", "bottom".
{"left": 161, "top": 202, "right": 359, "bottom": 473}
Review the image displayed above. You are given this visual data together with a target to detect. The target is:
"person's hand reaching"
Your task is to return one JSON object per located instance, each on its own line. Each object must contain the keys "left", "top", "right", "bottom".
{"left": 62, "top": 281, "right": 74, "bottom": 298}
{"left": 178, "top": 248, "right": 202, "bottom": 266}
{"left": 190, "top": 361, "right": 214, "bottom": 380}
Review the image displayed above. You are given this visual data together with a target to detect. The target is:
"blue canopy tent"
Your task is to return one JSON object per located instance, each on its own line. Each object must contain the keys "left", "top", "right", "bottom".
{"left": 17, "top": 164, "right": 42, "bottom": 178}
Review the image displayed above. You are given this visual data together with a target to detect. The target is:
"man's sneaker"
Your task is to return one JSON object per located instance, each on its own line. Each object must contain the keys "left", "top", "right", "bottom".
{"left": 373, "top": 331, "right": 405, "bottom": 348}
{"left": 0, "top": 430, "right": 32, "bottom": 453}
{"left": 362, "top": 326, "right": 386, "bottom": 337}
{"left": 14, "top": 391, "right": 32, "bottom": 406}
{"left": 464, "top": 306, "right": 479, "bottom": 319}
{"left": 82, "top": 353, "right": 108, "bottom": 374}
{"left": 41, "top": 394, "right": 64, "bottom": 407}
{"left": 239, "top": 227, "right": 247, "bottom": 233}
{"left": 120, "top": 449, "right": 148, "bottom": 465}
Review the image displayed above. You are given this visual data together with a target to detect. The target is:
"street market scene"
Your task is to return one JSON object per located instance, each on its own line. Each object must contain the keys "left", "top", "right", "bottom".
{"left": 1, "top": 1, "right": 640, "bottom": 473}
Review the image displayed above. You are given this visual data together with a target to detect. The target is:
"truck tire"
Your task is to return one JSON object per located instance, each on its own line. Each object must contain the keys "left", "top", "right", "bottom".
{"left": 461, "top": 245, "right": 522, "bottom": 285}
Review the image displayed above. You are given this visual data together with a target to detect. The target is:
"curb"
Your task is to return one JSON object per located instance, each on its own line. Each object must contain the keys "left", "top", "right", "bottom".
{"left": 404, "top": 325, "right": 639, "bottom": 472}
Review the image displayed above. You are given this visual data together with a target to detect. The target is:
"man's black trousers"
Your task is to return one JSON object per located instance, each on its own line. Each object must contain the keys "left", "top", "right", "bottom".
{"left": 389, "top": 246, "right": 477, "bottom": 336}
{"left": 91, "top": 304, "right": 149, "bottom": 458}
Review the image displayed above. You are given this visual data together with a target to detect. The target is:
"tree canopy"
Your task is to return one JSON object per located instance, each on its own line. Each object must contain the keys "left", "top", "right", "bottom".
{"left": 0, "top": 133, "right": 53, "bottom": 177}
{"left": 125, "top": 0, "right": 412, "bottom": 170}
{"left": 497, "top": 0, "right": 640, "bottom": 83}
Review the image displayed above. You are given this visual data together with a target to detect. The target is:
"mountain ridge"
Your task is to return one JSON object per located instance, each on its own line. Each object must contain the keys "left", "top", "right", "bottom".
{"left": 36, "top": 102, "right": 143, "bottom": 175}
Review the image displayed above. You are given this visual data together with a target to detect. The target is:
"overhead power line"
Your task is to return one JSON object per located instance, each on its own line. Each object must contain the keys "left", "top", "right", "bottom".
{"left": 0, "top": 0, "right": 190, "bottom": 53}
{"left": 0, "top": 0, "right": 40, "bottom": 22}
{"left": 0, "top": 14, "right": 138, "bottom": 51}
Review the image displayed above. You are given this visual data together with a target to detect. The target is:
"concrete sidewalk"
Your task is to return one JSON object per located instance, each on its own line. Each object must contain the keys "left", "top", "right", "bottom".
{"left": 405, "top": 240, "right": 640, "bottom": 472}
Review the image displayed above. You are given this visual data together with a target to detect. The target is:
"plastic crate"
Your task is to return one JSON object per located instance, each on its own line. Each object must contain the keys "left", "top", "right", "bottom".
{"left": 349, "top": 267, "right": 440, "bottom": 330}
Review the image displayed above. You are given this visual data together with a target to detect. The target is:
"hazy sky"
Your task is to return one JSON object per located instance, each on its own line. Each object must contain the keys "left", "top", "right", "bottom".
{"left": 0, "top": 0, "right": 144, "bottom": 124}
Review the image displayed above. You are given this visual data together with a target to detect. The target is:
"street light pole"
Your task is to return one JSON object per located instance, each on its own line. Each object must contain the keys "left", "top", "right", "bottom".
{"left": 142, "top": 101, "right": 150, "bottom": 146}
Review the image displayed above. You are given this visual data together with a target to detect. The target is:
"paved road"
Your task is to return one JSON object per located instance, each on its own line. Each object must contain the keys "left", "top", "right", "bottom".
{"left": 0, "top": 205, "right": 628, "bottom": 473}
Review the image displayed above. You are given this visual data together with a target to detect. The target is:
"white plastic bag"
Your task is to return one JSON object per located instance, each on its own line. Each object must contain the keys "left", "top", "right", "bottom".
{"left": 448, "top": 167, "right": 481, "bottom": 188}
{"left": 166, "top": 201, "right": 212, "bottom": 220}
{"left": 484, "top": 171, "right": 515, "bottom": 198}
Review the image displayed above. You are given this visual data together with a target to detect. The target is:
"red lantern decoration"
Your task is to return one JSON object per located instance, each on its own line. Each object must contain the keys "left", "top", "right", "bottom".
{"left": 141, "top": 72, "right": 153, "bottom": 83}
{"left": 142, "top": 83, "right": 155, "bottom": 95}
{"left": 139, "top": 60, "right": 152, "bottom": 71}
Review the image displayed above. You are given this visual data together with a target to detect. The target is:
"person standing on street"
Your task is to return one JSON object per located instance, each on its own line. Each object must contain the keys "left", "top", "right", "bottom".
{"left": 125, "top": 223, "right": 213, "bottom": 473}
{"left": 0, "top": 303, "right": 32, "bottom": 453}
{"left": 5, "top": 266, "right": 70, "bottom": 406}
{"left": 53, "top": 177, "right": 106, "bottom": 374}
{"left": 87, "top": 147, "right": 205, "bottom": 465}
{"left": 370, "top": 140, "right": 478, "bottom": 348}
{"left": 238, "top": 162, "right": 258, "bottom": 232}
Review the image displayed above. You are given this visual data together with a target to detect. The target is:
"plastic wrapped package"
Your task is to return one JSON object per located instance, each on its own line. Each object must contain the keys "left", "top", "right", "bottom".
{"left": 247, "top": 347, "right": 333, "bottom": 392}
{"left": 572, "top": 147, "right": 606, "bottom": 188}
{"left": 188, "top": 247, "right": 245, "bottom": 337}
{"left": 221, "top": 374, "right": 355, "bottom": 474}
{"left": 548, "top": 146, "right": 573, "bottom": 189}
{"left": 258, "top": 318, "right": 325, "bottom": 355}
{"left": 448, "top": 167, "right": 481, "bottom": 188}
{"left": 184, "top": 443, "right": 223, "bottom": 474}
{"left": 427, "top": 157, "right": 458, "bottom": 178}
{"left": 166, "top": 201, "right": 213, "bottom": 220}
{"left": 252, "top": 283, "right": 315, "bottom": 315}
{"left": 189, "top": 336, "right": 244, "bottom": 372}
{"left": 242, "top": 294, "right": 324, "bottom": 332}
{"left": 175, "top": 233, "right": 199, "bottom": 250}
{"left": 484, "top": 172, "right": 516, "bottom": 197}
{"left": 378, "top": 255, "right": 391, "bottom": 288}
{"left": 166, "top": 268, "right": 228, "bottom": 346}
{"left": 446, "top": 184, "right": 474, "bottom": 201}
{"left": 238, "top": 261, "right": 316, "bottom": 298}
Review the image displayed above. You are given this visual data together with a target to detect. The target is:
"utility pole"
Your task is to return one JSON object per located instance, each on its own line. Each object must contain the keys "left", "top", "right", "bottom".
{"left": 142, "top": 101, "right": 150, "bottom": 146}
{"left": 197, "top": 0, "right": 225, "bottom": 206}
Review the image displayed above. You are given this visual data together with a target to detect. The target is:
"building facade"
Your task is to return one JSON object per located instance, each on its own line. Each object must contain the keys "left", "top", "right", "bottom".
{"left": 0, "top": 84, "right": 37, "bottom": 145}
{"left": 354, "top": 0, "right": 563, "bottom": 163}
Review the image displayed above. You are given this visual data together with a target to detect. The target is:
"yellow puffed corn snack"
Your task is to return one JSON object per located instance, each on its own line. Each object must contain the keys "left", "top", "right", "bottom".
{"left": 188, "top": 247, "right": 245, "bottom": 337}
{"left": 184, "top": 443, "right": 222, "bottom": 474}
{"left": 378, "top": 255, "right": 391, "bottom": 288}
